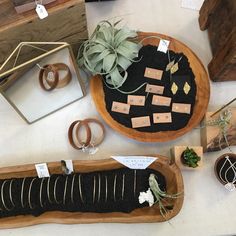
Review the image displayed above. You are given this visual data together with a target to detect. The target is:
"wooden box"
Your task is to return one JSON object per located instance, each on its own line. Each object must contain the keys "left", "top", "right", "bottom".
{"left": 12, "top": 0, "right": 56, "bottom": 13}
{"left": 171, "top": 146, "right": 203, "bottom": 170}
{"left": 0, "top": 0, "right": 88, "bottom": 66}
{"left": 201, "top": 109, "right": 236, "bottom": 152}
{"left": 199, "top": 0, "right": 236, "bottom": 82}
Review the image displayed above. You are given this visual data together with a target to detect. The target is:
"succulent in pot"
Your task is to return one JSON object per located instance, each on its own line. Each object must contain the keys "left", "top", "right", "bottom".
{"left": 181, "top": 147, "right": 201, "bottom": 168}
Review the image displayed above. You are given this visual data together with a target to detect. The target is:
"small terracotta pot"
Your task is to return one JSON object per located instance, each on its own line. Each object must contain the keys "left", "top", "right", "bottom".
{"left": 214, "top": 153, "right": 236, "bottom": 186}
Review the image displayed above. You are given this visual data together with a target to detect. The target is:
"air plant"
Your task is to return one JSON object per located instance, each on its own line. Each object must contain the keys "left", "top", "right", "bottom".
{"left": 181, "top": 147, "right": 201, "bottom": 168}
{"left": 139, "top": 174, "right": 182, "bottom": 219}
{"left": 77, "top": 20, "right": 141, "bottom": 90}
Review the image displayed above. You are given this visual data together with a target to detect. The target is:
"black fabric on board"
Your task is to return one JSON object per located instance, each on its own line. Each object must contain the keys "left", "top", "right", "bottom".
{"left": 0, "top": 168, "right": 166, "bottom": 218}
{"left": 103, "top": 45, "right": 197, "bottom": 132}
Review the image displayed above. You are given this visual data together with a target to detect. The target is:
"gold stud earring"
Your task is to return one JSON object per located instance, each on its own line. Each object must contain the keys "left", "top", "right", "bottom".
{"left": 183, "top": 82, "right": 191, "bottom": 94}
{"left": 171, "top": 82, "right": 178, "bottom": 95}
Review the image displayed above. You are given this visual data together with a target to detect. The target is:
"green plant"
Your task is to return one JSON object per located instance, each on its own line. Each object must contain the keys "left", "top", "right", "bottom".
{"left": 181, "top": 147, "right": 201, "bottom": 168}
{"left": 139, "top": 174, "right": 182, "bottom": 219}
{"left": 77, "top": 20, "right": 141, "bottom": 91}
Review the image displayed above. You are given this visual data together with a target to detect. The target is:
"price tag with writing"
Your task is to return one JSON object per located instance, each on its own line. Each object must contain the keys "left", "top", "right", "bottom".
{"left": 111, "top": 156, "right": 157, "bottom": 169}
{"left": 36, "top": 4, "right": 48, "bottom": 19}
{"left": 64, "top": 160, "right": 74, "bottom": 174}
{"left": 35, "top": 163, "right": 50, "bottom": 178}
{"left": 157, "top": 39, "right": 170, "bottom": 53}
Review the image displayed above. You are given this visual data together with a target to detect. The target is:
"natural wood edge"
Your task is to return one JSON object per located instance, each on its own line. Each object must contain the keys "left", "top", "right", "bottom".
{"left": 0, "top": 156, "right": 184, "bottom": 227}
{"left": 90, "top": 32, "right": 210, "bottom": 142}
{"left": 198, "top": 0, "right": 221, "bottom": 31}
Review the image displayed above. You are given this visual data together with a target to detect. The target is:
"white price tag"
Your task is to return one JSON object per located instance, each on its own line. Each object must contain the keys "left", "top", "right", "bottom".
{"left": 36, "top": 4, "right": 48, "bottom": 19}
{"left": 224, "top": 183, "right": 235, "bottom": 192}
{"left": 111, "top": 156, "right": 157, "bottom": 169}
{"left": 64, "top": 160, "right": 74, "bottom": 174}
{"left": 157, "top": 39, "right": 170, "bottom": 53}
{"left": 35, "top": 163, "right": 50, "bottom": 178}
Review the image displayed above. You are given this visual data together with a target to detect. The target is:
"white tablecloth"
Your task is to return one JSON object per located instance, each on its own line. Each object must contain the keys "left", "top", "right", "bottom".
{"left": 0, "top": 0, "right": 236, "bottom": 235}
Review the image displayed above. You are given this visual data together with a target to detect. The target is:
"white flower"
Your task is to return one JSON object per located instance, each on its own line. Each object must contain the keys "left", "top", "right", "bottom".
{"left": 138, "top": 188, "right": 154, "bottom": 207}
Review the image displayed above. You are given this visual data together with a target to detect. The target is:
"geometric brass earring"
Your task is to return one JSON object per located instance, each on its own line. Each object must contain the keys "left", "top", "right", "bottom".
{"left": 171, "top": 82, "right": 178, "bottom": 95}
{"left": 183, "top": 82, "right": 191, "bottom": 95}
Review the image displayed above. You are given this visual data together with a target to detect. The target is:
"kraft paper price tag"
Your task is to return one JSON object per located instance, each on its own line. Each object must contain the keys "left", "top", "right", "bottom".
{"left": 127, "top": 95, "right": 145, "bottom": 106}
{"left": 157, "top": 39, "right": 170, "bottom": 53}
{"left": 145, "top": 84, "right": 164, "bottom": 94}
{"left": 152, "top": 95, "right": 171, "bottom": 106}
{"left": 131, "top": 116, "right": 151, "bottom": 128}
{"left": 112, "top": 101, "right": 130, "bottom": 114}
{"left": 111, "top": 156, "right": 157, "bottom": 169}
{"left": 153, "top": 113, "right": 172, "bottom": 123}
{"left": 36, "top": 4, "right": 48, "bottom": 19}
{"left": 144, "top": 67, "right": 163, "bottom": 80}
{"left": 172, "top": 103, "right": 191, "bottom": 114}
{"left": 35, "top": 163, "right": 50, "bottom": 178}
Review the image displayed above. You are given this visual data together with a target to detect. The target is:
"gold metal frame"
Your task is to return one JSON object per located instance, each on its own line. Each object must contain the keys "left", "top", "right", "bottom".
{"left": 0, "top": 42, "right": 86, "bottom": 124}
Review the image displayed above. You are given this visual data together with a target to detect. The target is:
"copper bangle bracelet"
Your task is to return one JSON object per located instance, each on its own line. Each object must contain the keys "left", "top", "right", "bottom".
{"left": 39, "top": 64, "right": 59, "bottom": 91}
{"left": 39, "top": 63, "right": 72, "bottom": 91}
{"left": 68, "top": 118, "right": 105, "bottom": 150}
{"left": 68, "top": 120, "right": 92, "bottom": 149}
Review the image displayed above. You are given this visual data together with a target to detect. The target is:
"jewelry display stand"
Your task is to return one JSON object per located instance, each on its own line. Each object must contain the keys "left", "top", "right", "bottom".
{"left": 90, "top": 32, "right": 210, "bottom": 142}
{"left": 0, "top": 156, "right": 183, "bottom": 228}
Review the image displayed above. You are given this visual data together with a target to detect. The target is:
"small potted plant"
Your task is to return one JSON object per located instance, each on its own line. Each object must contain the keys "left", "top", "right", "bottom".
{"left": 171, "top": 146, "right": 203, "bottom": 170}
{"left": 181, "top": 147, "right": 201, "bottom": 168}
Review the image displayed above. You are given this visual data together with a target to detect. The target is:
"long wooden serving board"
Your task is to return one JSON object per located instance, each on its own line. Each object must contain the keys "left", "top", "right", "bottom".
{"left": 0, "top": 156, "right": 184, "bottom": 228}
{"left": 90, "top": 32, "right": 210, "bottom": 142}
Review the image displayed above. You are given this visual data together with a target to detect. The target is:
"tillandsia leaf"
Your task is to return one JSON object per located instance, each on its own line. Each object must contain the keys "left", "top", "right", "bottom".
{"left": 114, "top": 27, "right": 138, "bottom": 47}
{"left": 77, "top": 19, "right": 141, "bottom": 93}
{"left": 148, "top": 174, "right": 183, "bottom": 219}
{"left": 103, "top": 54, "right": 117, "bottom": 73}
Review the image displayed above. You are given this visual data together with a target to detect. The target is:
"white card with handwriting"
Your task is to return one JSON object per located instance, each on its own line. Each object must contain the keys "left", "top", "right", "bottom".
{"left": 111, "top": 156, "right": 157, "bottom": 169}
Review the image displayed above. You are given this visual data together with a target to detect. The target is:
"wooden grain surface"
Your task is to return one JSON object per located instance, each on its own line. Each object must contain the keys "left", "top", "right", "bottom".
{"left": 0, "top": 0, "right": 88, "bottom": 66}
{"left": 198, "top": 0, "right": 221, "bottom": 31}
{"left": 0, "top": 156, "right": 184, "bottom": 228}
{"left": 90, "top": 32, "right": 210, "bottom": 142}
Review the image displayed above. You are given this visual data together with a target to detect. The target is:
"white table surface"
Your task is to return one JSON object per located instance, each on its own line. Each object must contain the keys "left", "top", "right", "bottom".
{"left": 1, "top": 0, "right": 236, "bottom": 235}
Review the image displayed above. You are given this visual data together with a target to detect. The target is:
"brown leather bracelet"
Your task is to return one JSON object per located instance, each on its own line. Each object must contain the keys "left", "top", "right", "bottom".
{"left": 45, "top": 63, "right": 72, "bottom": 89}
{"left": 39, "top": 64, "right": 59, "bottom": 91}
{"left": 76, "top": 118, "right": 105, "bottom": 148}
{"left": 68, "top": 120, "right": 91, "bottom": 150}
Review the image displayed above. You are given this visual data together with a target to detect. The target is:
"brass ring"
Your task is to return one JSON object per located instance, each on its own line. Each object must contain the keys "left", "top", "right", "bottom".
{"left": 78, "top": 174, "right": 84, "bottom": 203}
{"left": 28, "top": 178, "right": 37, "bottom": 209}
{"left": 21, "top": 178, "right": 26, "bottom": 208}
{"left": 53, "top": 176, "right": 61, "bottom": 204}
{"left": 63, "top": 176, "right": 69, "bottom": 205}
{"left": 1, "top": 180, "right": 14, "bottom": 211}
{"left": 71, "top": 174, "right": 76, "bottom": 204}
{"left": 39, "top": 178, "right": 45, "bottom": 208}
{"left": 47, "top": 177, "right": 53, "bottom": 204}
{"left": 9, "top": 179, "right": 15, "bottom": 208}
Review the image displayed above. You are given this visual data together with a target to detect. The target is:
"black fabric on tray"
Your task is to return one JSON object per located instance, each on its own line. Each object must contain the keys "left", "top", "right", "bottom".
{"left": 0, "top": 168, "right": 166, "bottom": 218}
{"left": 103, "top": 45, "right": 197, "bottom": 132}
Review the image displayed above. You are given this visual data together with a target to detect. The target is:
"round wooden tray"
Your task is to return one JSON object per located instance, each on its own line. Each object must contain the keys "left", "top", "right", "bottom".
{"left": 90, "top": 32, "right": 210, "bottom": 142}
